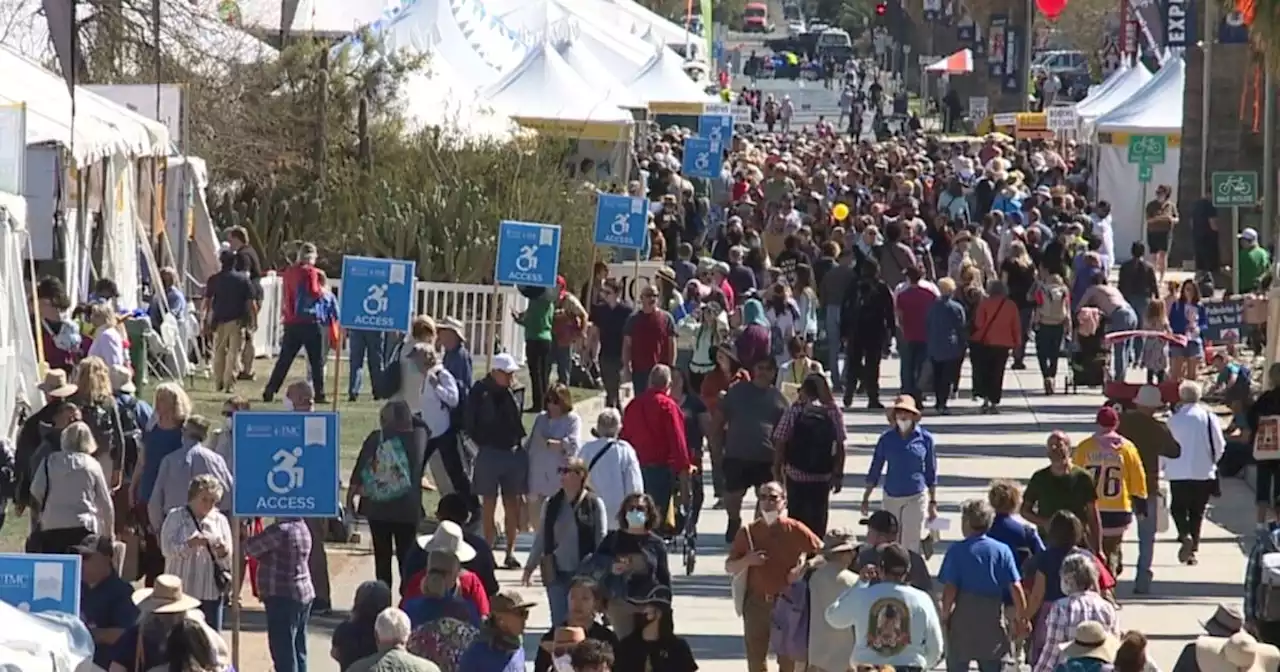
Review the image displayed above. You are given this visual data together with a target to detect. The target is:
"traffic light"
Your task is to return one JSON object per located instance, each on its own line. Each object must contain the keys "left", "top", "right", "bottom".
{"left": 875, "top": 2, "right": 887, "bottom": 15}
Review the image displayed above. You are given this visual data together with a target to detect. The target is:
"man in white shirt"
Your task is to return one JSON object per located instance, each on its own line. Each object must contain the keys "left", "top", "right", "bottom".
{"left": 576, "top": 409, "right": 643, "bottom": 529}
{"left": 409, "top": 343, "right": 466, "bottom": 497}
{"left": 1164, "top": 380, "right": 1226, "bottom": 565}
{"left": 1091, "top": 201, "right": 1116, "bottom": 276}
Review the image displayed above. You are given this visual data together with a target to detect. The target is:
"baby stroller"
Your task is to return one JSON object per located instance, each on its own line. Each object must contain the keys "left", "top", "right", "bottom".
{"left": 1066, "top": 321, "right": 1110, "bottom": 393}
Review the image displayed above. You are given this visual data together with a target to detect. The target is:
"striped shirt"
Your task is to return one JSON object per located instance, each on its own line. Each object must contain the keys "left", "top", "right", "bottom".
{"left": 1032, "top": 592, "right": 1120, "bottom": 672}
{"left": 158, "top": 506, "right": 233, "bottom": 601}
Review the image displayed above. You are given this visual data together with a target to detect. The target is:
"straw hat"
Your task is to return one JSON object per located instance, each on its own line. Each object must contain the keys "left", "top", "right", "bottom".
{"left": 37, "top": 371, "right": 77, "bottom": 399}
{"left": 415, "top": 521, "right": 477, "bottom": 563}
{"left": 1201, "top": 604, "right": 1246, "bottom": 637}
{"left": 1135, "top": 384, "right": 1163, "bottom": 409}
{"left": 1196, "top": 633, "right": 1280, "bottom": 672}
{"left": 109, "top": 365, "right": 136, "bottom": 394}
{"left": 889, "top": 394, "right": 921, "bottom": 417}
{"left": 822, "top": 529, "right": 858, "bottom": 556}
{"left": 437, "top": 316, "right": 466, "bottom": 341}
{"left": 1059, "top": 621, "right": 1120, "bottom": 663}
{"left": 132, "top": 574, "right": 201, "bottom": 614}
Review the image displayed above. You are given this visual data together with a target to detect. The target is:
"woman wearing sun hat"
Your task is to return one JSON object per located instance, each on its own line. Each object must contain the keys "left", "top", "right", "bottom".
{"left": 862, "top": 395, "right": 938, "bottom": 554}
{"left": 1053, "top": 621, "right": 1121, "bottom": 672}
{"left": 105, "top": 574, "right": 230, "bottom": 672}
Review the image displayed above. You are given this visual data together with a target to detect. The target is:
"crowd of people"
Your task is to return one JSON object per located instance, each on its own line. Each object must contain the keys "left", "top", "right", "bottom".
{"left": 9, "top": 54, "right": 1280, "bottom": 672}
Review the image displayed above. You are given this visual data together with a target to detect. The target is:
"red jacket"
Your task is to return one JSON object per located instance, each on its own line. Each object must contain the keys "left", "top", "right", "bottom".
{"left": 620, "top": 389, "right": 691, "bottom": 472}
{"left": 282, "top": 263, "right": 324, "bottom": 325}
{"left": 399, "top": 568, "right": 490, "bottom": 618}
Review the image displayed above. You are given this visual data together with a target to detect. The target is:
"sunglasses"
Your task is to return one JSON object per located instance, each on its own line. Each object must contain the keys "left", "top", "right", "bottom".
{"left": 759, "top": 493, "right": 782, "bottom": 502}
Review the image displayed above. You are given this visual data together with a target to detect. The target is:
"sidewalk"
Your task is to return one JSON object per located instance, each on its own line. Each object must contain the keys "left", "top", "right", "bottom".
{"left": 230, "top": 360, "right": 1254, "bottom": 670}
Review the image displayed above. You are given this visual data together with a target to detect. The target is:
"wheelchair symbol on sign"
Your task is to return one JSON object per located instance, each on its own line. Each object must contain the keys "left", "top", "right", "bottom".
{"left": 707, "top": 126, "right": 723, "bottom": 143}
{"left": 268, "top": 447, "right": 305, "bottom": 495}
{"left": 363, "top": 284, "right": 389, "bottom": 314}
{"left": 695, "top": 151, "right": 710, "bottom": 171}
{"left": 516, "top": 244, "right": 539, "bottom": 272}
{"left": 611, "top": 212, "right": 630, "bottom": 236}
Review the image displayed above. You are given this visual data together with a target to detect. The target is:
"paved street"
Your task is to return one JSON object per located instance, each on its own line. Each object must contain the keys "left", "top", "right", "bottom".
{"left": 238, "top": 356, "right": 1254, "bottom": 671}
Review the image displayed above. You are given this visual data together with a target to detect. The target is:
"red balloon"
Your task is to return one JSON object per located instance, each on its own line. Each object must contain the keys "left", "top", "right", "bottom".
{"left": 1036, "top": 0, "right": 1068, "bottom": 20}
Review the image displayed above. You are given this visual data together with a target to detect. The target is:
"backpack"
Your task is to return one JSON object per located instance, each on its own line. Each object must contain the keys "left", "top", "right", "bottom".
{"left": 293, "top": 270, "right": 322, "bottom": 323}
{"left": 1035, "top": 282, "right": 1070, "bottom": 325}
{"left": 1261, "top": 549, "right": 1280, "bottom": 622}
{"left": 407, "top": 616, "right": 479, "bottom": 672}
{"left": 359, "top": 433, "right": 413, "bottom": 502}
{"left": 786, "top": 405, "right": 838, "bottom": 475}
{"left": 381, "top": 339, "right": 406, "bottom": 399}
{"left": 769, "top": 571, "right": 813, "bottom": 660}
{"left": 82, "top": 402, "right": 122, "bottom": 463}
{"left": 115, "top": 396, "right": 143, "bottom": 478}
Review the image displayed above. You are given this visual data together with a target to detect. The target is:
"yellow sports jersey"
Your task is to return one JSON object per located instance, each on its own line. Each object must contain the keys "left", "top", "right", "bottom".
{"left": 1072, "top": 435, "right": 1149, "bottom": 513}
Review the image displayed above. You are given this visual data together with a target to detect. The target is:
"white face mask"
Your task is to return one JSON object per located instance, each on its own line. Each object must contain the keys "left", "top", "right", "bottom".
{"left": 761, "top": 510, "right": 780, "bottom": 525}
{"left": 896, "top": 419, "right": 914, "bottom": 433}
{"left": 553, "top": 655, "right": 575, "bottom": 672}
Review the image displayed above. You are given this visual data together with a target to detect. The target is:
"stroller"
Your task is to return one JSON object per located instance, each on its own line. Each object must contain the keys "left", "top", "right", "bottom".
{"left": 1066, "top": 321, "right": 1110, "bottom": 393}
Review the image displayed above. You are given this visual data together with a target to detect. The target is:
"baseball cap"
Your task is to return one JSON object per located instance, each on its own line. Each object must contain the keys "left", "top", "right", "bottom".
{"left": 73, "top": 534, "right": 115, "bottom": 557}
{"left": 1240, "top": 227, "right": 1259, "bottom": 242}
{"left": 1096, "top": 406, "right": 1120, "bottom": 430}
{"left": 492, "top": 353, "right": 521, "bottom": 374}
{"left": 878, "top": 542, "right": 912, "bottom": 574}
{"left": 490, "top": 589, "right": 537, "bottom": 613}
{"left": 860, "top": 510, "right": 899, "bottom": 535}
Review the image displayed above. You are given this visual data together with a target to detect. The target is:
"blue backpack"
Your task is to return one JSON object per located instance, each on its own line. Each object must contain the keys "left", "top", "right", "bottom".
{"left": 769, "top": 570, "right": 813, "bottom": 660}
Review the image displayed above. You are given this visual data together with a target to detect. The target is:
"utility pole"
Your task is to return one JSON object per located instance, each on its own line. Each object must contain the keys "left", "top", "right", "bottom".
{"left": 1022, "top": 0, "right": 1033, "bottom": 111}
{"left": 1264, "top": 63, "right": 1276, "bottom": 242}
{"left": 1200, "top": 0, "right": 1214, "bottom": 195}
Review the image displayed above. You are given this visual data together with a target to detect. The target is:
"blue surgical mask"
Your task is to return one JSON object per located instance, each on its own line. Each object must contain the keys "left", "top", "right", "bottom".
{"left": 625, "top": 510, "right": 647, "bottom": 528}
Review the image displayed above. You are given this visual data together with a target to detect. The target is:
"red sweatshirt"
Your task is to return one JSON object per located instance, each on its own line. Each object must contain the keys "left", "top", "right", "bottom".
{"left": 282, "top": 263, "right": 324, "bottom": 325}
{"left": 620, "top": 389, "right": 691, "bottom": 472}
{"left": 399, "top": 568, "right": 490, "bottom": 617}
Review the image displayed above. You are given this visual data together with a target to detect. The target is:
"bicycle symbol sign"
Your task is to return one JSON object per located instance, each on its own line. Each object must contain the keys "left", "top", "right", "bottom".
{"left": 1127, "top": 135, "right": 1166, "bottom": 165}
{"left": 1211, "top": 171, "right": 1258, "bottom": 207}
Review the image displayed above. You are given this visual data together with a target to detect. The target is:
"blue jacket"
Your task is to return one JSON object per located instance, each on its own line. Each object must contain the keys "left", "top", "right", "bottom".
{"left": 925, "top": 296, "right": 967, "bottom": 362}
{"left": 1168, "top": 299, "right": 1209, "bottom": 338}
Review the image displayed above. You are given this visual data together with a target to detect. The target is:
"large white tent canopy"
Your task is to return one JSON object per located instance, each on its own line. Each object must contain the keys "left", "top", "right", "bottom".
{"left": 1095, "top": 57, "right": 1185, "bottom": 133}
{"left": 1075, "top": 64, "right": 1153, "bottom": 134}
{"left": 626, "top": 47, "right": 716, "bottom": 105}
{"left": 479, "top": 41, "right": 633, "bottom": 124}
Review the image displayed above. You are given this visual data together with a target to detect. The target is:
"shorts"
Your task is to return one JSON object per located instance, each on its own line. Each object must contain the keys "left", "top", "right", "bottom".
{"left": 1146, "top": 230, "right": 1170, "bottom": 253}
{"left": 722, "top": 457, "right": 774, "bottom": 494}
{"left": 1099, "top": 510, "right": 1133, "bottom": 536}
{"left": 1257, "top": 461, "right": 1280, "bottom": 506}
{"left": 1170, "top": 338, "right": 1204, "bottom": 359}
{"left": 472, "top": 447, "right": 529, "bottom": 497}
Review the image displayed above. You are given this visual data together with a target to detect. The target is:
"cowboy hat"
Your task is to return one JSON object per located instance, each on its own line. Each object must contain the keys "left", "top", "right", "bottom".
{"left": 109, "top": 365, "right": 136, "bottom": 394}
{"left": 889, "top": 394, "right": 921, "bottom": 417}
{"left": 38, "top": 370, "right": 78, "bottom": 399}
{"left": 132, "top": 574, "right": 202, "bottom": 614}
{"left": 1196, "top": 633, "right": 1280, "bottom": 672}
{"left": 1059, "top": 621, "right": 1120, "bottom": 663}
{"left": 415, "top": 521, "right": 477, "bottom": 563}
{"left": 1201, "top": 604, "right": 1245, "bottom": 637}
{"left": 436, "top": 316, "right": 466, "bottom": 341}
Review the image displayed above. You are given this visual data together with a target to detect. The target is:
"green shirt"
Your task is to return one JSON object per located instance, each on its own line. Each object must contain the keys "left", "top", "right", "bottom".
{"left": 1024, "top": 465, "right": 1096, "bottom": 529}
{"left": 1240, "top": 245, "right": 1271, "bottom": 293}
{"left": 521, "top": 296, "right": 555, "bottom": 342}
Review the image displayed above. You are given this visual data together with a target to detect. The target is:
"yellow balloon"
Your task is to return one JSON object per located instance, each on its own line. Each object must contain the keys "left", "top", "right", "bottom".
{"left": 832, "top": 203, "right": 850, "bottom": 221}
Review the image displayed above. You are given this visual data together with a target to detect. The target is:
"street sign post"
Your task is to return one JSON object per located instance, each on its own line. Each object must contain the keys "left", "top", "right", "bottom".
{"left": 1127, "top": 135, "right": 1167, "bottom": 165}
{"left": 1212, "top": 170, "right": 1260, "bottom": 292}
{"left": 682, "top": 137, "right": 722, "bottom": 179}
{"left": 0, "top": 553, "right": 80, "bottom": 615}
{"left": 495, "top": 220, "right": 562, "bottom": 288}
{"left": 593, "top": 193, "right": 648, "bottom": 250}
{"left": 1137, "top": 163, "right": 1153, "bottom": 183}
{"left": 698, "top": 115, "right": 734, "bottom": 146}
{"left": 233, "top": 411, "right": 340, "bottom": 517}
{"left": 338, "top": 256, "right": 416, "bottom": 333}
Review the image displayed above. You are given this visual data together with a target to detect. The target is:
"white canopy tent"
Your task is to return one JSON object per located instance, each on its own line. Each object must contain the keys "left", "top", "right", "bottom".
{"left": 1095, "top": 57, "right": 1186, "bottom": 260}
{"left": 596, "top": 0, "right": 690, "bottom": 47}
{"left": 626, "top": 47, "right": 716, "bottom": 107}
{"left": 1075, "top": 64, "right": 1153, "bottom": 134}
{"left": 554, "top": 37, "right": 645, "bottom": 109}
{"left": 479, "top": 41, "right": 634, "bottom": 125}
{"left": 484, "top": 0, "right": 657, "bottom": 68}
{"left": 398, "top": 61, "right": 520, "bottom": 140}
{"left": 0, "top": 192, "right": 42, "bottom": 432}
{"left": 1080, "top": 62, "right": 1130, "bottom": 102}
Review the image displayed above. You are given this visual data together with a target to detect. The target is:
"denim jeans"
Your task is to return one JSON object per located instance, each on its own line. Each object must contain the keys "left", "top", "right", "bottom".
{"left": 546, "top": 573, "right": 571, "bottom": 627}
{"left": 823, "top": 305, "right": 842, "bottom": 388}
{"left": 263, "top": 596, "right": 312, "bottom": 672}
{"left": 347, "top": 329, "right": 384, "bottom": 398}
{"left": 1136, "top": 498, "right": 1157, "bottom": 588}
{"left": 265, "top": 323, "right": 326, "bottom": 400}
{"left": 1108, "top": 305, "right": 1139, "bottom": 379}
{"left": 899, "top": 340, "right": 927, "bottom": 402}
{"left": 642, "top": 465, "right": 674, "bottom": 525}
{"left": 1013, "top": 306, "right": 1033, "bottom": 365}
{"left": 200, "top": 598, "right": 224, "bottom": 630}
{"left": 1127, "top": 296, "right": 1150, "bottom": 364}
{"left": 554, "top": 345, "right": 573, "bottom": 385}
{"left": 1036, "top": 324, "right": 1066, "bottom": 379}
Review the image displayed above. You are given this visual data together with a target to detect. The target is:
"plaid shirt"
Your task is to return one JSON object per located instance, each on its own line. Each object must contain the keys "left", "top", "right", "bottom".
{"left": 1032, "top": 592, "right": 1119, "bottom": 672}
{"left": 243, "top": 518, "right": 316, "bottom": 603}
{"left": 771, "top": 401, "right": 847, "bottom": 482}
{"left": 1244, "top": 528, "right": 1280, "bottom": 624}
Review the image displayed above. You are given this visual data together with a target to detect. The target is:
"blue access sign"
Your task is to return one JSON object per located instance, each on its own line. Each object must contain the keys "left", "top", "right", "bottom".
{"left": 699, "top": 115, "right": 734, "bottom": 146}
{"left": 233, "top": 412, "right": 340, "bottom": 518}
{"left": 682, "top": 137, "right": 722, "bottom": 179}
{"left": 495, "top": 220, "right": 562, "bottom": 288}
{"left": 0, "top": 553, "right": 80, "bottom": 615}
{"left": 593, "top": 193, "right": 649, "bottom": 250}
{"left": 338, "top": 256, "right": 416, "bottom": 333}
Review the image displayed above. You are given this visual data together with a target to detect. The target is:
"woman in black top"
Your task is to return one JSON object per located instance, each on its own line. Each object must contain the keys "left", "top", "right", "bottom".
{"left": 587, "top": 493, "right": 671, "bottom": 639}
{"left": 1000, "top": 240, "right": 1038, "bottom": 370}
{"left": 614, "top": 585, "right": 698, "bottom": 672}
{"left": 532, "top": 577, "right": 619, "bottom": 672}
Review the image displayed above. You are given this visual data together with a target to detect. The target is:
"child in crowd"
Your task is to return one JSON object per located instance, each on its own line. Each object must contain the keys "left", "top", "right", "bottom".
{"left": 1141, "top": 300, "right": 1170, "bottom": 384}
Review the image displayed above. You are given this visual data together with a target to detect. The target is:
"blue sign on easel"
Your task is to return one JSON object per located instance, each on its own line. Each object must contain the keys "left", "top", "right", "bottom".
{"left": 699, "top": 115, "right": 734, "bottom": 146}
{"left": 495, "top": 220, "right": 562, "bottom": 288}
{"left": 233, "top": 412, "right": 340, "bottom": 518}
{"left": 682, "top": 137, "right": 723, "bottom": 179}
{"left": 0, "top": 553, "right": 80, "bottom": 615}
{"left": 593, "top": 193, "right": 649, "bottom": 250}
{"left": 338, "top": 256, "right": 416, "bottom": 332}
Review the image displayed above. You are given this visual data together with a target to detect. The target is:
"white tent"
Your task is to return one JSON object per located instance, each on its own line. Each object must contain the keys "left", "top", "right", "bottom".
{"left": 595, "top": 0, "right": 690, "bottom": 48}
{"left": 0, "top": 193, "right": 42, "bottom": 433}
{"left": 398, "top": 61, "right": 519, "bottom": 141}
{"left": 1095, "top": 57, "right": 1186, "bottom": 260}
{"left": 484, "top": 0, "right": 656, "bottom": 70}
{"left": 1080, "top": 62, "right": 1130, "bottom": 102}
{"left": 0, "top": 45, "right": 171, "bottom": 166}
{"left": 1075, "top": 64, "right": 1153, "bottom": 131}
{"left": 554, "top": 36, "right": 645, "bottom": 109}
{"left": 625, "top": 47, "right": 714, "bottom": 107}
{"left": 480, "top": 41, "right": 633, "bottom": 126}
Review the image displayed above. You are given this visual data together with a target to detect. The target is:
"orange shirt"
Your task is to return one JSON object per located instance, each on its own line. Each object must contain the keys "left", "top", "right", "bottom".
{"left": 728, "top": 517, "right": 822, "bottom": 598}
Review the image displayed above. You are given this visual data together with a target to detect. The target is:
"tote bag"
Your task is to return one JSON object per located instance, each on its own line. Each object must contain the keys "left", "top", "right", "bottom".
{"left": 731, "top": 525, "right": 755, "bottom": 617}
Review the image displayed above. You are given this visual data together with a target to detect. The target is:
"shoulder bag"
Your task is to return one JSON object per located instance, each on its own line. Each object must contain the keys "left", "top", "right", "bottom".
{"left": 1204, "top": 412, "right": 1223, "bottom": 498}
{"left": 24, "top": 458, "right": 51, "bottom": 553}
{"left": 731, "top": 525, "right": 755, "bottom": 617}
{"left": 186, "top": 507, "right": 232, "bottom": 594}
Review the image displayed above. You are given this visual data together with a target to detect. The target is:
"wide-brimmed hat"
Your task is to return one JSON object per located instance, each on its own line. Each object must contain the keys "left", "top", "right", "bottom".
{"left": 109, "top": 365, "right": 136, "bottom": 394}
{"left": 437, "top": 316, "right": 466, "bottom": 341}
{"left": 889, "top": 394, "right": 921, "bottom": 417}
{"left": 1135, "top": 384, "right": 1163, "bottom": 409}
{"left": 132, "top": 574, "right": 201, "bottom": 614}
{"left": 38, "top": 371, "right": 77, "bottom": 399}
{"left": 1059, "top": 621, "right": 1119, "bottom": 662}
{"left": 491, "top": 589, "right": 537, "bottom": 613}
{"left": 416, "top": 521, "right": 477, "bottom": 563}
{"left": 822, "top": 529, "right": 858, "bottom": 555}
{"left": 1201, "top": 604, "right": 1245, "bottom": 637}
{"left": 1197, "top": 633, "right": 1280, "bottom": 672}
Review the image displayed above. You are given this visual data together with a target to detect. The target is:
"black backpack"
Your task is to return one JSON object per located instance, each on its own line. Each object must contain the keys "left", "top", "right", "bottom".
{"left": 381, "top": 340, "right": 406, "bottom": 399}
{"left": 785, "top": 405, "right": 838, "bottom": 475}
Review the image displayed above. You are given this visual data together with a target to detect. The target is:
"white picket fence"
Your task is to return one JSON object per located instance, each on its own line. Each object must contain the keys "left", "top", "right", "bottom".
{"left": 254, "top": 274, "right": 529, "bottom": 364}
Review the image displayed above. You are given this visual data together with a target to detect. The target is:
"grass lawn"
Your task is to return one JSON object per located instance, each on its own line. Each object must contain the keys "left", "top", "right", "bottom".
{"left": 0, "top": 355, "right": 600, "bottom": 552}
